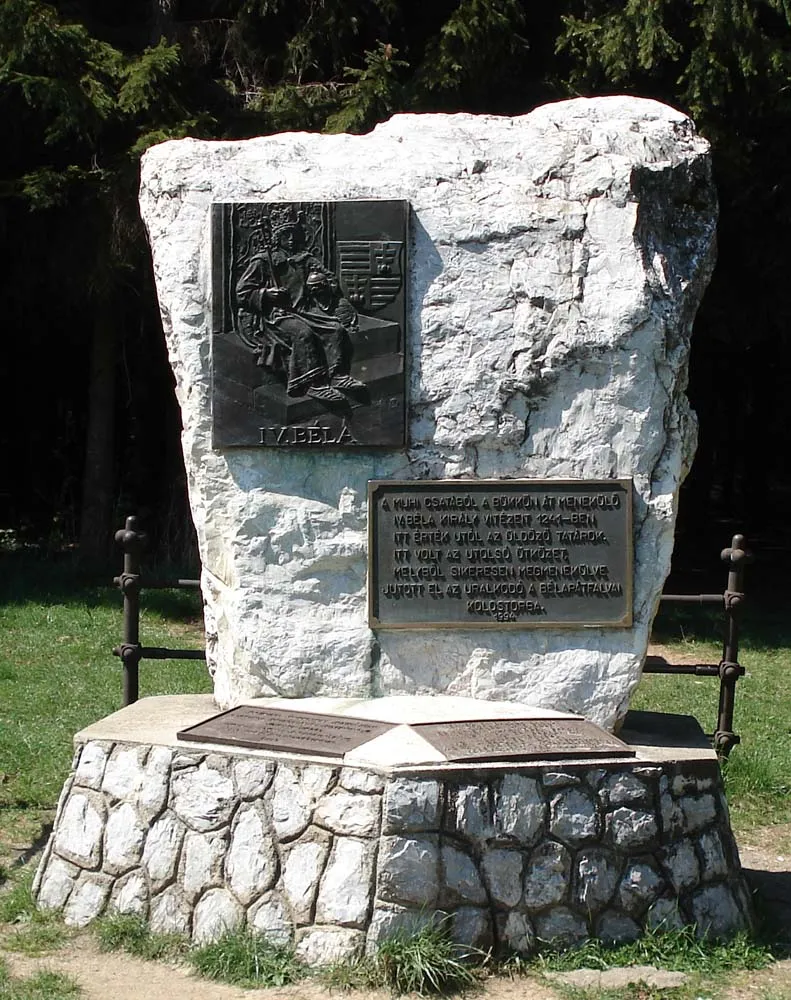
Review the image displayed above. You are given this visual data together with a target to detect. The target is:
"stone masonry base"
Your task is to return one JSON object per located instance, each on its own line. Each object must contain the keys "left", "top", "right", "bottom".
{"left": 34, "top": 704, "right": 753, "bottom": 965}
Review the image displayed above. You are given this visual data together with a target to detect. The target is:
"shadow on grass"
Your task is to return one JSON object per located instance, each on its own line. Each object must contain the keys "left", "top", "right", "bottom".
{"left": 0, "top": 550, "right": 202, "bottom": 622}
{"left": 746, "top": 870, "right": 791, "bottom": 958}
{"left": 651, "top": 600, "right": 791, "bottom": 655}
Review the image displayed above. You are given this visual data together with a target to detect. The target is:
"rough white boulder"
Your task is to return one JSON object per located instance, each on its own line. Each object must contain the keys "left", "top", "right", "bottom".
{"left": 139, "top": 97, "right": 716, "bottom": 728}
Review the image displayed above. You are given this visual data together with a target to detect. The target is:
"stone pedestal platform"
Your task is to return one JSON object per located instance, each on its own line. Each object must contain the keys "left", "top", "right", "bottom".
{"left": 34, "top": 696, "right": 752, "bottom": 964}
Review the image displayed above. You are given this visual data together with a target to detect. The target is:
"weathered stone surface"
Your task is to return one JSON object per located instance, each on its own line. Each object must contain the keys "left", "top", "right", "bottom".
{"left": 645, "top": 896, "right": 685, "bottom": 933}
{"left": 660, "top": 785, "right": 685, "bottom": 839}
{"left": 672, "top": 772, "right": 701, "bottom": 796}
{"left": 181, "top": 829, "right": 228, "bottom": 902}
{"left": 633, "top": 767, "right": 663, "bottom": 783}
{"left": 32, "top": 840, "right": 55, "bottom": 899}
{"left": 226, "top": 803, "right": 278, "bottom": 904}
{"left": 450, "top": 785, "right": 493, "bottom": 843}
{"left": 690, "top": 884, "right": 747, "bottom": 939}
{"left": 173, "top": 752, "right": 205, "bottom": 770}
{"left": 170, "top": 761, "right": 235, "bottom": 832}
{"left": 37, "top": 857, "right": 79, "bottom": 910}
{"left": 697, "top": 829, "right": 729, "bottom": 880}
{"left": 596, "top": 910, "right": 641, "bottom": 944}
{"left": 481, "top": 849, "right": 523, "bottom": 908}
{"left": 193, "top": 888, "right": 244, "bottom": 944}
{"left": 366, "top": 906, "right": 438, "bottom": 951}
{"left": 608, "top": 807, "right": 658, "bottom": 849}
{"left": 316, "top": 837, "right": 375, "bottom": 926}
{"left": 574, "top": 849, "right": 620, "bottom": 913}
{"left": 204, "top": 754, "right": 232, "bottom": 776}
{"left": 63, "top": 874, "right": 113, "bottom": 928}
{"left": 248, "top": 892, "right": 292, "bottom": 944}
{"left": 142, "top": 812, "right": 185, "bottom": 891}
{"left": 500, "top": 911, "right": 535, "bottom": 954}
{"left": 296, "top": 927, "right": 365, "bottom": 966}
{"left": 524, "top": 841, "right": 571, "bottom": 911}
{"left": 102, "top": 746, "right": 148, "bottom": 802}
{"left": 98, "top": 745, "right": 171, "bottom": 823}
{"left": 601, "top": 772, "right": 649, "bottom": 807}
{"left": 441, "top": 845, "right": 487, "bottom": 906}
{"left": 452, "top": 907, "right": 493, "bottom": 950}
{"left": 104, "top": 802, "right": 147, "bottom": 875}
{"left": 383, "top": 779, "right": 440, "bottom": 833}
{"left": 150, "top": 885, "right": 192, "bottom": 936}
{"left": 550, "top": 788, "right": 600, "bottom": 845}
{"left": 618, "top": 861, "right": 664, "bottom": 915}
{"left": 111, "top": 870, "right": 149, "bottom": 918}
{"left": 661, "top": 839, "right": 700, "bottom": 894}
{"left": 54, "top": 791, "right": 105, "bottom": 869}
{"left": 139, "top": 98, "right": 716, "bottom": 726}
{"left": 534, "top": 906, "right": 588, "bottom": 947}
{"left": 138, "top": 747, "right": 173, "bottom": 821}
{"left": 542, "top": 772, "right": 581, "bottom": 789}
{"left": 271, "top": 765, "right": 334, "bottom": 841}
{"left": 282, "top": 836, "right": 331, "bottom": 924}
{"left": 74, "top": 742, "right": 109, "bottom": 790}
{"left": 340, "top": 768, "right": 385, "bottom": 794}
{"left": 233, "top": 758, "right": 274, "bottom": 799}
{"left": 314, "top": 790, "right": 380, "bottom": 837}
{"left": 494, "top": 774, "right": 545, "bottom": 844}
{"left": 377, "top": 836, "right": 439, "bottom": 906}
{"left": 682, "top": 794, "right": 718, "bottom": 832}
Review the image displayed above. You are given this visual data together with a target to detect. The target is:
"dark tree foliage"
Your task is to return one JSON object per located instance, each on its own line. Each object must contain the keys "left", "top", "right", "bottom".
{"left": 1, "top": 0, "right": 231, "bottom": 562}
{"left": 1, "top": 0, "right": 788, "bottom": 569}
{"left": 556, "top": 0, "right": 791, "bottom": 557}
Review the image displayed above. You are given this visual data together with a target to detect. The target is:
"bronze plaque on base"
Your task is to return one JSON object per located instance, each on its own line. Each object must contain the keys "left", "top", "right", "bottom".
{"left": 212, "top": 200, "right": 407, "bottom": 448}
{"left": 414, "top": 718, "right": 635, "bottom": 762}
{"left": 177, "top": 706, "right": 395, "bottom": 756}
{"left": 369, "top": 479, "right": 633, "bottom": 628}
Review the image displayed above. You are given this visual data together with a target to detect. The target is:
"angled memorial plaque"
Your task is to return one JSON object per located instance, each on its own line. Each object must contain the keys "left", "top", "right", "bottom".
{"left": 177, "top": 705, "right": 395, "bottom": 756}
{"left": 212, "top": 200, "right": 408, "bottom": 448}
{"left": 414, "top": 718, "right": 635, "bottom": 762}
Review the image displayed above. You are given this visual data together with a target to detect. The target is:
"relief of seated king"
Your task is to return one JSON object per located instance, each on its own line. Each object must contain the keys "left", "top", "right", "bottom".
{"left": 235, "top": 219, "right": 368, "bottom": 405}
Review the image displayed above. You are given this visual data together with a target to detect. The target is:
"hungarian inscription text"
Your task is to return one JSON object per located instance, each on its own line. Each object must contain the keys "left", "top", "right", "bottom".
{"left": 368, "top": 479, "right": 633, "bottom": 628}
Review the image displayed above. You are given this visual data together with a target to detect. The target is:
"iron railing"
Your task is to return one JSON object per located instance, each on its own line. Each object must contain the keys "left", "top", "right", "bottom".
{"left": 112, "top": 516, "right": 204, "bottom": 707}
{"left": 642, "top": 533, "right": 750, "bottom": 758}
{"left": 113, "top": 517, "right": 751, "bottom": 758}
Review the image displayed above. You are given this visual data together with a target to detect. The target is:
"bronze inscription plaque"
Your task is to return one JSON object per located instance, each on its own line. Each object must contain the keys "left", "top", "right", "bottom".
{"left": 414, "top": 718, "right": 635, "bottom": 762}
{"left": 177, "top": 706, "right": 395, "bottom": 756}
{"left": 212, "top": 201, "right": 407, "bottom": 448}
{"left": 369, "top": 479, "right": 633, "bottom": 628}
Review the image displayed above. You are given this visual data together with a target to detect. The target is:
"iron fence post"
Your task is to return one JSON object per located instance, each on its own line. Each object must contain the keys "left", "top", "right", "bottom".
{"left": 113, "top": 516, "right": 146, "bottom": 706}
{"left": 714, "top": 534, "right": 752, "bottom": 757}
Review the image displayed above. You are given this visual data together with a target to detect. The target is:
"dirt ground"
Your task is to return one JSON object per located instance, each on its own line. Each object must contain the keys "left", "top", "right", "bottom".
{"left": 2, "top": 824, "right": 791, "bottom": 1000}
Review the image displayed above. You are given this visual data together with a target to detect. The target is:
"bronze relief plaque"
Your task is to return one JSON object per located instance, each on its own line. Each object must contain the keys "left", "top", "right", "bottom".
{"left": 414, "top": 718, "right": 636, "bottom": 762}
{"left": 212, "top": 201, "right": 408, "bottom": 448}
{"left": 177, "top": 705, "right": 396, "bottom": 756}
{"left": 369, "top": 479, "right": 633, "bottom": 628}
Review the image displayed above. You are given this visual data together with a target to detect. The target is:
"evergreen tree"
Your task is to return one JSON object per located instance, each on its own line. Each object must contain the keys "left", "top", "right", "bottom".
{"left": 557, "top": 0, "right": 791, "bottom": 535}
{"left": 2, "top": 0, "right": 788, "bottom": 561}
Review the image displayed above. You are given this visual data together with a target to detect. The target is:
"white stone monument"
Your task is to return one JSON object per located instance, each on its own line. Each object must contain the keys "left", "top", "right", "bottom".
{"left": 35, "top": 99, "right": 755, "bottom": 956}
{"left": 139, "top": 96, "right": 716, "bottom": 729}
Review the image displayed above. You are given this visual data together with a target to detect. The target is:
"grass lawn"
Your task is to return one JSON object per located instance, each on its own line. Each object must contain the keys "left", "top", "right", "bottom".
{"left": 0, "top": 551, "right": 789, "bottom": 846}
{"left": 1, "top": 551, "right": 790, "bottom": 994}
{"left": 0, "top": 552, "right": 210, "bottom": 862}
{"left": 635, "top": 600, "right": 791, "bottom": 831}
